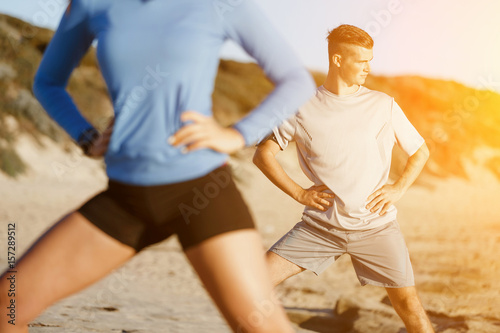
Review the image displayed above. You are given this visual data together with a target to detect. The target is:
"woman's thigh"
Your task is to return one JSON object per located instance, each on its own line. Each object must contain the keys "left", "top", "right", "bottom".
{"left": 0, "top": 211, "right": 136, "bottom": 329}
{"left": 185, "top": 229, "right": 293, "bottom": 333}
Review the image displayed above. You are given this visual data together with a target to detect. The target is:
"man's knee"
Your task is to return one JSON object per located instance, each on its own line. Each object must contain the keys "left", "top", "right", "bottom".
{"left": 395, "top": 295, "right": 424, "bottom": 314}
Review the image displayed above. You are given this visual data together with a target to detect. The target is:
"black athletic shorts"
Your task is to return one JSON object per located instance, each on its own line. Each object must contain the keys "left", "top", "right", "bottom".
{"left": 77, "top": 164, "right": 254, "bottom": 251}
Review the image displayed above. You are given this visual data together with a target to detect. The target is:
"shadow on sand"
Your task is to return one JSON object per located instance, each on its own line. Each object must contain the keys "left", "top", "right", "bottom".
{"left": 286, "top": 306, "right": 471, "bottom": 333}
{"left": 286, "top": 307, "right": 359, "bottom": 333}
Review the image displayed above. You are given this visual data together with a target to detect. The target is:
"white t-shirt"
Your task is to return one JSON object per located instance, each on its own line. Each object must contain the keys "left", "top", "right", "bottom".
{"left": 273, "top": 85, "right": 425, "bottom": 230}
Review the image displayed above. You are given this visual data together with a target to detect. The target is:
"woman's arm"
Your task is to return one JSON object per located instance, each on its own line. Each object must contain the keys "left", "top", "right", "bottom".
{"left": 167, "top": 1, "right": 316, "bottom": 154}
{"left": 220, "top": 1, "right": 316, "bottom": 146}
{"left": 32, "top": 0, "right": 97, "bottom": 145}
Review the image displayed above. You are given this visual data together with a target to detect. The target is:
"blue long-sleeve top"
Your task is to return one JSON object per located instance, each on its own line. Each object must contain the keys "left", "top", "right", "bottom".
{"left": 33, "top": 0, "right": 315, "bottom": 185}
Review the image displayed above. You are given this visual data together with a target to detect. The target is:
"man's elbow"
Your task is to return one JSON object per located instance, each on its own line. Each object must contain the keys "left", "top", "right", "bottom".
{"left": 414, "top": 142, "right": 430, "bottom": 165}
{"left": 253, "top": 146, "right": 275, "bottom": 170}
{"left": 420, "top": 142, "right": 430, "bottom": 160}
{"left": 253, "top": 148, "right": 265, "bottom": 168}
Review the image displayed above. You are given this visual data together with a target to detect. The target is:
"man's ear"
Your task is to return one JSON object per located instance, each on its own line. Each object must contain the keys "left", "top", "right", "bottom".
{"left": 332, "top": 54, "right": 342, "bottom": 68}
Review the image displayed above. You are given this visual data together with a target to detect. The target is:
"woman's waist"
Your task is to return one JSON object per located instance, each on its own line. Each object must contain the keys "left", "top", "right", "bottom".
{"left": 104, "top": 149, "right": 228, "bottom": 186}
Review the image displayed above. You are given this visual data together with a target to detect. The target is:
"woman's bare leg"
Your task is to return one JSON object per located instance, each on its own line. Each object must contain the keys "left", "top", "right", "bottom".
{"left": 185, "top": 229, "right": 294, "bottom": 333}
{"left": 0, "top": 212, "right": 136, "bottom": 333}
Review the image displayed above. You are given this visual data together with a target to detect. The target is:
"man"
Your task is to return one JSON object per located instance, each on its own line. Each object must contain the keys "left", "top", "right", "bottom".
{"left": 253, "top": 24, "right": 434, "bottom": 332}
{"left": 0, "top": 1, "right": 315, "bottom": 332}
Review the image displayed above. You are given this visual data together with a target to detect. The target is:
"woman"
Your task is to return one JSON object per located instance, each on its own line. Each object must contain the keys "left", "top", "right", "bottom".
{"left": 0, "top": 0, "right": 315, "bottom": 332}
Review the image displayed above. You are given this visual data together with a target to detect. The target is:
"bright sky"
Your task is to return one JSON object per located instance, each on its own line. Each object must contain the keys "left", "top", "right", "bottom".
{"left": 2, "top": 0, "right": 500, "bottom": 92}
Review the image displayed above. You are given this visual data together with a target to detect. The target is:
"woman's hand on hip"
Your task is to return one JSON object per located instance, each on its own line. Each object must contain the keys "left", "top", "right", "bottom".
{"left": 169, "top": 111, "right": 245, "bottom": 154}
{"left": 87, "top": 118, "right": 114, "bottom": 158}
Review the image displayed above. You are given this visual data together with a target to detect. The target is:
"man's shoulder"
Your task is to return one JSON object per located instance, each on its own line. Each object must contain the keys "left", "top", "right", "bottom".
{"left": 295, "top": 88, "right": 322, "bottom": 115}
{"left": 298, "top": 86, "right": 336, "bottom": 109}
{"left": 359, "top": 86, "right": 394, "bottom": 102}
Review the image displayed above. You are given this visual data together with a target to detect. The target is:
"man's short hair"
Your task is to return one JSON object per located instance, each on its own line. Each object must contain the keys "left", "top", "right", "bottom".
{"left": 327, "top": 24, "right": 374, "bottom": 61}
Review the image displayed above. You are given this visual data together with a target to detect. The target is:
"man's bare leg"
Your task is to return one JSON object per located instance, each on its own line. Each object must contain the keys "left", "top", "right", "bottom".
{"left": 266, "top": 250, "right": 434, "bottom": 332}
{"left": 385, "top": 286, "right": 434, "bottom": 333}
{"left": 0, "top": 212, "right": 136, "bottom": 333}
{"left": 265, "top": 251, "right": 305, "bottom": 288}
{"left": 185, "top": 231, "right": 296, "bottom": 333}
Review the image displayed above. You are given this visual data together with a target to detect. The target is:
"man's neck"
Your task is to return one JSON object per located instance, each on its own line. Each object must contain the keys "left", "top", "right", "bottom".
{"left": 323, "top": 71, "right": 359, "bottom": 96}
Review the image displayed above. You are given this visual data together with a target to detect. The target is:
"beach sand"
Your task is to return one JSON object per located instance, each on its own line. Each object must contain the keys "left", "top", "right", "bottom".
{"left": 1, "top": 135, "right": 499, "bottom": 332}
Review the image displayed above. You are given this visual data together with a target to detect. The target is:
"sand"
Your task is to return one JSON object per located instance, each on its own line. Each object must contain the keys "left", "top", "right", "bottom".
{"left": 1, "top": 134, "right": 500, "bottom": 332}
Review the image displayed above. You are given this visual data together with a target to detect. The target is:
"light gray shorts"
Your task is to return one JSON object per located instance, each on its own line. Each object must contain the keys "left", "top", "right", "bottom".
{"left": 269, "top": 219, "right": 414, "bottom": 288}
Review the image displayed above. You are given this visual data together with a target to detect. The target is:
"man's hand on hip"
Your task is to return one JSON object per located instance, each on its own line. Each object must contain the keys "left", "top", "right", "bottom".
{"left": 366, "top": 184, "right": 404, "bottom": 216}
{"left": 295, "top": 185, "right": 335, "bottom": 211}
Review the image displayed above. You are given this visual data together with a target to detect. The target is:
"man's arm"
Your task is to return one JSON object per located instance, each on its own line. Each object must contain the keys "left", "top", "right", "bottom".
{"left": 253, "top": 138, "right": 334, "bottom": 211}
{"left": 366, "top": 142, "right": 430, "bottom": 215}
